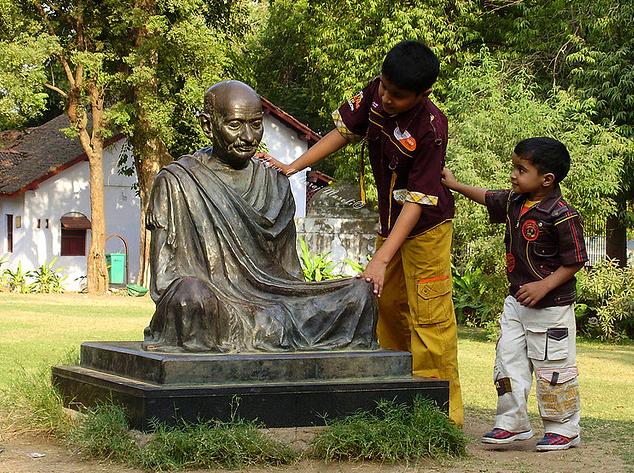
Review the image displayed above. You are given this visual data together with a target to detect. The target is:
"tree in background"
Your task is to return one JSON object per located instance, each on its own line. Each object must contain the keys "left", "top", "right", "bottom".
{"left": 444, "top": 50, "right": 626, "bottom": 271}
{"left": 478, "top": 0, "right": 634, "bottom": 265}
{"left": 0, "top": 0, "right": 252, "bottom": 287}
{"left": 1, "top": 0, "right": 119, "bottom": 293}
{"left": 242, "top": 0, "right": 483, "bottom": 186}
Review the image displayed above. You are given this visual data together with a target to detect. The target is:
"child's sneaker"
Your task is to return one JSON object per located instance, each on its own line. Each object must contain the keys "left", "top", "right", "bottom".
{"left": 536, "top": 433, "right": 580, "bottom": 451}
{"left": 481, "top": 428, "right": 534, "bottom": 444}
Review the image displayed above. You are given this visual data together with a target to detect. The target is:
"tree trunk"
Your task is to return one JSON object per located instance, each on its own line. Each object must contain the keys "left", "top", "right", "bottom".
{"left": 129, "top": 6, "right": 172, "bottom": 287}
{"left": 86, "top": 83, "right": 109, "bottom": 293}
{"left": 133, "top": 135, "right": 171, "bottom": 287}
{"left": 606, "top": 195, "right": 628, "bottom": 267}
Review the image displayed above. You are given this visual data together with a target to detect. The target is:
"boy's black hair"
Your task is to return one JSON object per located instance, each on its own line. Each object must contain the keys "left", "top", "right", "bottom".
{"left": 381, "top": 40, "right": 439, "bottom": 93}
{"left": 514, "top": 137, "right": 571, "bottom": 184}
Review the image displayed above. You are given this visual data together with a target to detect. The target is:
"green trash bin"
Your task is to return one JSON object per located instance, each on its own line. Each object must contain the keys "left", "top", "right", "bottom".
{"left": 106, "top": 253, "right": 126, "bottom": 284}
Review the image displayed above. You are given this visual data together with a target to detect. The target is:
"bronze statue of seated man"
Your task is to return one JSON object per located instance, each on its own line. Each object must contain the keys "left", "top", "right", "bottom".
{"left": 143, "top": 80, "right": 377, "bottom": 353}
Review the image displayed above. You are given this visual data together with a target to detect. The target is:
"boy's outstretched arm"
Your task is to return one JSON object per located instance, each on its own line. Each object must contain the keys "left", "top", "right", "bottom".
{"left": 515, "top": 263, "right": 584, "bottom": 307}
{"left": 261, "top": 129, "right": 349, "bottom": 176}
{"left": 441, "top": 167, "right": 486, "bottom": 205}
{"left": 359, "top": 202, "right": 423, "bottom": 297}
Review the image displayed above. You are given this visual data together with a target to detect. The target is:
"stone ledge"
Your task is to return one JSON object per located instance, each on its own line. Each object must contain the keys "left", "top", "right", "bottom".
{"left": 79, "top": 342, "right": 412, "bottom": 385}
{"left": 52, "top": 364, "right": 449, "bottom": 430}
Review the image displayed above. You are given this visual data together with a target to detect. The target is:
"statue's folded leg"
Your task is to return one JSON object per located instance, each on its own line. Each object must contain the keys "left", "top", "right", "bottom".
{"left": 143, "top": 277, "right": 221, "bottom": 352}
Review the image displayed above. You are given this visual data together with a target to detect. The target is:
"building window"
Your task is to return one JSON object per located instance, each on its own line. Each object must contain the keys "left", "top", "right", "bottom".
{"left": 6, "top": 214, "right": 13, "bottom": 253}
{"left": 60, "top": 229, "right": 86, "bottom": 256}
{"left": 60, "top": 213, "right": 91, "bottom": 256}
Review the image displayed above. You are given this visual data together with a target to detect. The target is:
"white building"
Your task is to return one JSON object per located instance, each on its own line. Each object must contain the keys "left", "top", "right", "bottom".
{"left": 0, "top": 102, "right": 321, "bottom": 291}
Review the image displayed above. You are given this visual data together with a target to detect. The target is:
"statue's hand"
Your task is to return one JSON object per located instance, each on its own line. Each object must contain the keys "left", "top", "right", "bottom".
{"left": 256, "top": 152, "right": 293, "bottom": 176}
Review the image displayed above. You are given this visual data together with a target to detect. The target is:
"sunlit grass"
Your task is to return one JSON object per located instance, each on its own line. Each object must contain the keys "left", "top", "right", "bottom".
{"left": 0, "top": 292, "right": 152, "bottom": 389}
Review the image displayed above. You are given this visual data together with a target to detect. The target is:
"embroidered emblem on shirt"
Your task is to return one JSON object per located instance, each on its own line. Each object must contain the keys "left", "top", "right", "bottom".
{"left": 348, "top": 91, "right": 363, "bottom": 112}
{"left": 522, "top": 219, "right": 540, "bottom": 241}
{"left": 506, "top": 253, "right": 516, "bottom": 273}
{"left": 393, "top": 127, "right": 417, "bottom": 151}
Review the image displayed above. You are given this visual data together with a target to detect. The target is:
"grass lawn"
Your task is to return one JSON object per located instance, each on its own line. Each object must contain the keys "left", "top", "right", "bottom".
{"left": 1, "top": 292, "right": 633, "bottom": 466}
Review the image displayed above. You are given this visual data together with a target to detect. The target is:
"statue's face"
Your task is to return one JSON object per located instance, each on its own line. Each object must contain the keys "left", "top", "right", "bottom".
{"left": 210, "top": 90, "right": 263, "bottom": 169}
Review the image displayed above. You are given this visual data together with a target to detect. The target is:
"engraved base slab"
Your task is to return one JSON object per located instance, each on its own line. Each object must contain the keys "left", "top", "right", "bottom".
{"left": 52, "top": 342, "right": 449, "bottom": 430}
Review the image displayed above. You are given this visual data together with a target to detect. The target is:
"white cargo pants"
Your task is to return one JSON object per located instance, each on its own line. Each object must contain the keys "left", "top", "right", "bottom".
{"left": 493, "top": 296, "right": 580, "bottom": 438}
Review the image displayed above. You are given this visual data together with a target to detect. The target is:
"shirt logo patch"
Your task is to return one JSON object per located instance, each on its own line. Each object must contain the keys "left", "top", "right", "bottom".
{"left": 348, "top": 91, "right": 363, "bottom": 112}
{"left": 506, "top": 253, "right": 516, "bottom": 273}
{"left": 522, "top": 219, "right": 540, "bottom": 241}
{"left": 393, "top": 127, "right": 417, "bottom": 151}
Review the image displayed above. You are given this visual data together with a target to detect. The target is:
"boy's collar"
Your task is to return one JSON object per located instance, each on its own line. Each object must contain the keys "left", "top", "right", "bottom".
{"left": 511, "top": 185, "right": 563, "bottom": 213}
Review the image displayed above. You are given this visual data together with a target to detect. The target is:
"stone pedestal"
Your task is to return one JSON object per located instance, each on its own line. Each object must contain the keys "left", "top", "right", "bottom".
{"left": 52, "top": 342, "right": 448, "bottom": 431}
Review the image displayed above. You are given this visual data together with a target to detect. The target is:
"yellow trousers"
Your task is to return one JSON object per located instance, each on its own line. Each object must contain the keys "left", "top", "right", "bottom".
{"left": 376, "top": 221, "right": 464, "bottom": 427}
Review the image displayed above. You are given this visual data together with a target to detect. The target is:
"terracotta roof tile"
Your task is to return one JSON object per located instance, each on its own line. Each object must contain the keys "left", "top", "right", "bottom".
{"left": 0, "top": 115, "right": 88, "bottom": 195}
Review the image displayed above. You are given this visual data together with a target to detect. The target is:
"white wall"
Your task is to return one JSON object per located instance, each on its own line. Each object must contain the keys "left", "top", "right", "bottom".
{"left": 262, "top": 115, "right": 308, "bottom": 217}
{"left": 1, "top": 139, "right": 140, "bottom": 291}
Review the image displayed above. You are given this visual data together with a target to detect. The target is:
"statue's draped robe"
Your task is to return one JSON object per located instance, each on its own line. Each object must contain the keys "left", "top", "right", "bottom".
{"left": 143, "top": 150, "right": 377, "bottom": 352}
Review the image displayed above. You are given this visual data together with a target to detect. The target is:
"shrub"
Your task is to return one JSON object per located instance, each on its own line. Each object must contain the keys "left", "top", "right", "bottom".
{"left": 576, "top": 259, "right": 634, "bottom": 341}
{"left": 3, "top": 262, "right": 34, "bottom": 293}
{"left": 310, "top": 396, "right": 467, "bottom": 462}
{"left": 30, "top": 257, "right": 66, "bottom": 293}
{"left": 298, "top": 237, "right": 340, "bottom": 281}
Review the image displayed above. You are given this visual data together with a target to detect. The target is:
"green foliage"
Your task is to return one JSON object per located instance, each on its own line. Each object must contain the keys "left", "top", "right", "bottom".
{"left": 576, "top": 260, "right": 634, "bottom": 341}
{"left": 0, "top": 34, "right": 59, "bottom": 128}
{"left": 3, "top": 262, "right": 34, "bottom": 294}
{"left": 298, "top": 238, "right": 340, "bottom": 282}
{"left": 452, "top": 264, "right": 503, "bottom": 328}
{"left": 30, "top": 257, "right": 66, "bottom": 294}
{"left": 310, "top": 396, "right": 467, "bottom": 462}
{"left": 68, "top": 404, "right": 297, "bottom": 470}
{"left": 444, "top": 49, "right": 627, "bottom": 274}
{"left": 0, "top": 352, "right": 78, "bottom": 437}
{"left": 140, "top": 417, "right": 296, "bottom": 470}
{"left": 0, "top": 253, "right": 8, "bottom": 286}
{"left": 244, "top": 0, "right": 484, "bottom": 179}
{"left": 67, "top": 404, "right": 140, "bottom": 462}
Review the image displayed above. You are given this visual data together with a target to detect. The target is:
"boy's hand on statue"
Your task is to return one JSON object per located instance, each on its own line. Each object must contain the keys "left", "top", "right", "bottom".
{"left": 256, "top": 153, "right": 294, "bottom": 176}
{"left": 515, "top": 280, "right": 550, "bottom": 307}
{"left": 440, "top": 166, "right": 457, "bottom": 189}
{"left": 358, "top": 259, "right": 387, "bottom": 297}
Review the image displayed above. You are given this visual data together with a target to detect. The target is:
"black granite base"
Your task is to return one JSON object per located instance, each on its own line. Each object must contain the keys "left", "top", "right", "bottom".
{"left": 52, "top": 342, "right": 449, "bottom": 431}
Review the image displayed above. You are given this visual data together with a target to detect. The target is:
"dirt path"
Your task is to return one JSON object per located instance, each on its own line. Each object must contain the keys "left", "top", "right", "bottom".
{"left": 0, "top": 414, "right": 625, "bottom": 473}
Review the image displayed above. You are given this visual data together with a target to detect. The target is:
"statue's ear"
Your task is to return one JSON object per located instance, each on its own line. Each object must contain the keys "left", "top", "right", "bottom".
{"left": 198, "top": 112, "right": 213, "bottom": 140}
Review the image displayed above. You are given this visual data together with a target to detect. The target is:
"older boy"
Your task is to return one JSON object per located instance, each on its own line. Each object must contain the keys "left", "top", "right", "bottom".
{"left": 442, "top": 137, "right": 587, "bottom": 450}
{"left": 269, "top": 40, "right": 463, "bottom": 427}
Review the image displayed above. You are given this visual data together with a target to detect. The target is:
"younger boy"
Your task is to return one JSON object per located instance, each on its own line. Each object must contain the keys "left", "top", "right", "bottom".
{"left": 266, "top": 40, "right": 463, "bottom": 427}
{"left": 441, "top": 137, "right": 587, "bottom": 451}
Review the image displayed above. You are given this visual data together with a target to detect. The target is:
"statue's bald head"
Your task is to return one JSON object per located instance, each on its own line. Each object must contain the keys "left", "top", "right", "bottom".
{"left": 203, "top": 80, "right": 261, "bottom": 118}
{"left": 199, "top": 80, "right": 264, "bottom": 169}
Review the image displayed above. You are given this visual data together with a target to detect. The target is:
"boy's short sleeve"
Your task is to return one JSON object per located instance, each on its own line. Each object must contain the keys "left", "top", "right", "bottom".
{"left": 485, "top": 190, "right": 511, "bottom": 224}
{"left": 555, "top": 209, "right": 588, "bottom": 266}
{"left": 331, "top": 80, "right": 378, "bottom": 143}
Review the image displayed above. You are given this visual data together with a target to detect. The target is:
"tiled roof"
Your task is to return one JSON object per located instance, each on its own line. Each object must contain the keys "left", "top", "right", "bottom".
{"left": 0, "top": 115, "right": 122, "bottom": 196}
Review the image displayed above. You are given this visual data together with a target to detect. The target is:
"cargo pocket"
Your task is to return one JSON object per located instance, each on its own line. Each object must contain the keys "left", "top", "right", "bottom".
{"left": 536, "top": 366, "right": 580, "bottom": 422}
{"left": 415, "top": 275, "right": 452, "bottom": 325}
{"left": 526, "top": 329, "right": 547, "bottom": 361}
{"left": 546, "top": 327, "right": 569, "bottom": 360}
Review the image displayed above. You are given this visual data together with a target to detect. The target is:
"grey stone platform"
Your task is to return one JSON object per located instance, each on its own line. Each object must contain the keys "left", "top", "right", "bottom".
{"left": 52, "top": 342, "right": 449, "bottom": 430}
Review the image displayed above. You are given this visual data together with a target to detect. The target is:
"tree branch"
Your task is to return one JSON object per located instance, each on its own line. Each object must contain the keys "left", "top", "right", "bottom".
{"left": 44, "top": 82, "right": 68, "bottom": 98}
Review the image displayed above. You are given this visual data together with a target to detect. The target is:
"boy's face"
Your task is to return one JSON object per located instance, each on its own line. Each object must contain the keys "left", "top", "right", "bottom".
{"left": 510, "top": 153, "right": 553, "bottom": 197}
{"left": 378, "top": 75, "right": 427, "bottom": 116}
